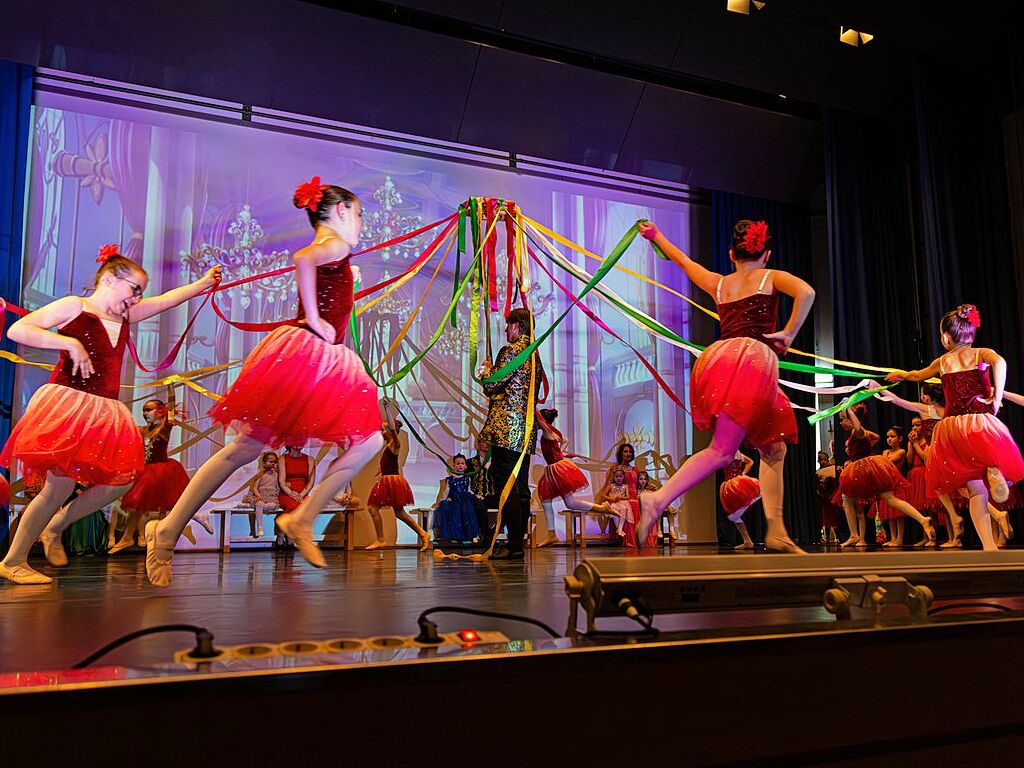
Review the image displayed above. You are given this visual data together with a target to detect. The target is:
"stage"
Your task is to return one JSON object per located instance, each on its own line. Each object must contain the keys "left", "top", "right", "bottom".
{"left": 5, "top": 544, "right": 1024, "bottom": 673}
{"left": 5, "top": 546, "right": 1024, "bottom": 765}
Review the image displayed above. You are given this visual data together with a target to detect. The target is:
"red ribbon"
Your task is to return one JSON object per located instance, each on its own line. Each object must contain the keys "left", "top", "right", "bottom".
{"left": 201, "top": 215, "right": 457, "bottom": 333}
{"left": 504, "top": 202, "right": 516, "bottom": 317}
{"left": 484, "top": 198, "right": 498, "bottom": 313}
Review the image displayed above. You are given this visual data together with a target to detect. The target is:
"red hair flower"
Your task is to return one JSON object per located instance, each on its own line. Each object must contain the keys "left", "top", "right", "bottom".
{"left": 294, "top": 175, "right": 326, "bottom": 212}
{"left": 742, "top": 221, "right": 769, "bottom": 254}
{"left": 96, "top": 243, "right": 121, "bottom": 263}
{"left": 965, "top": 305, "right": 981, "bottom": 328}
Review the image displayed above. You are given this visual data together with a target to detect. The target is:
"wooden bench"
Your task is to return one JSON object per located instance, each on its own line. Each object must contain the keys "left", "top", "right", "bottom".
{"left": 210, "top": 505, "right": 359, "bottom": 553}
{"left": 562, "top": 508, "right": 678, "bottom": 551}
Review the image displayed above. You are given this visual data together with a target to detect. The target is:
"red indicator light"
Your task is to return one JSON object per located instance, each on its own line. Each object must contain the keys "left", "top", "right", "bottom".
{"left": 458, "top": 629, "right": 479, "bottom": 643}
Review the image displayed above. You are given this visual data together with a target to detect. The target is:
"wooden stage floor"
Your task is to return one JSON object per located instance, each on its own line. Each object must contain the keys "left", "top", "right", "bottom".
{"left": 0, "top": 543, "right": 849, "bottom": 672}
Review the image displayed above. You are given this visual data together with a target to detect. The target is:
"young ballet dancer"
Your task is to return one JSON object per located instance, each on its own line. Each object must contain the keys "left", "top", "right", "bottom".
{"left": 719, "top": 450, "right": 760, "bottom": 550}
{"left": 242, "top": 451, "right": 280, "bottom": 539}
{"left": 0, "top": 246, "right": 220, "bottom": 584}
{"left": 144, "top": 177, "right": 384, "bottom": 586}
{"left": 815, "top": 451, "right": 842, "bottom": 544}
{"left": 431, "top": 454, "right": 480, "bottom": 544}
{"left": 365, "top": 410, "right": 431, "bottom": 551}
{"left": 872, "top": 383, "right": 964, "bottom": 544}
{"left": 835, "top": 404, "right": 933, "bottom": 548}
{"left": 535, "top": 408, "right": 611, "bottom": 547}
{"left": 886, "top": 304, "right": 1024, "bottom": 551}
{"left": 109, "top": 397, "right": 212, "bottom": 553}
{"left": 874, "top": 427, "right": 910, "bottom": 547}
{"left": 635, "top": 219, "right": 814, "bottom": 552}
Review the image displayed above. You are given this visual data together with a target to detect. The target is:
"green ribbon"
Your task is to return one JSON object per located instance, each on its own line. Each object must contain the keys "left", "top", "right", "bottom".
{"left": 478, "top": 224, "right": 642, "bottom": 384}
{"left": 807, "top": 383, "right": 897, "bottom": 425}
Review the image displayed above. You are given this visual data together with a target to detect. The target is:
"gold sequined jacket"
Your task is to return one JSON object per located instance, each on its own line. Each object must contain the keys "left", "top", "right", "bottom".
{"left": 479, "top": 334, "right": 543, "bottom": 454}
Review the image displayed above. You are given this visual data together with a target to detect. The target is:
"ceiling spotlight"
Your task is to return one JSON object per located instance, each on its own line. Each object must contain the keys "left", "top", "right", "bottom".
{"left": 727, "top": 0, "right": 766, "bottom": 14}
{"left": 840, "top": 27, "right": 874, "bottom": 47}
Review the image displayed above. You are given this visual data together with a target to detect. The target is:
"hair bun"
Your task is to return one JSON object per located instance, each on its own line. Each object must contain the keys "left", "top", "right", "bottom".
{"left": 957, "top": 303, "right": 982, "bottom": 328}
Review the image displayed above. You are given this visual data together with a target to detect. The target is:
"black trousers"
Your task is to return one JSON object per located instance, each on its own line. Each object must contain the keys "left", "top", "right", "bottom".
{"left": 488, "top": 445, "right": 531, "bottom": 551}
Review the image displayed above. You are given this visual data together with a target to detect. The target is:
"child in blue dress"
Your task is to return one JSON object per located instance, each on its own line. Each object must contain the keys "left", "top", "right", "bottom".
{"left": 432, "top": 454, "right": 481, "bottom": 543}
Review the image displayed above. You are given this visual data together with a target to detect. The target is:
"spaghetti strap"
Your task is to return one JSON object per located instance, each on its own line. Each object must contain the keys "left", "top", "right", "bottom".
{"left": 756, "top": 270, "right": 772, "bottom": 294}
{"left": 716, "top": 277, "right": 725, "bottom": 303}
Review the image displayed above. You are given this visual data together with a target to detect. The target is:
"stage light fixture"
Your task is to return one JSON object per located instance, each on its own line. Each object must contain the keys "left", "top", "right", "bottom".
{"left": 727, "top": 0, "right": 765, "bottom": 15}
{"left": 840, "top": 27, "right": 874, "bottom": 47}
{"left": 564, "top": 552, "right": 1024, "bottom": 635}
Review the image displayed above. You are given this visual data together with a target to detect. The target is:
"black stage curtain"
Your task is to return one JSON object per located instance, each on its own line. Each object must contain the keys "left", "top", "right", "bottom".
{"left": 825, "top": 44, "right": 1024, "bottom": 544}
{"left": 710, "top": 191, "right": 817, "bottom": 545}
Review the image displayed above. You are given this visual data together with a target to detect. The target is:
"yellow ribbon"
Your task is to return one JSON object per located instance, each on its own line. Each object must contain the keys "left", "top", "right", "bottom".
{"left": 374, "top": 232, "right": 454, "bottom": 374}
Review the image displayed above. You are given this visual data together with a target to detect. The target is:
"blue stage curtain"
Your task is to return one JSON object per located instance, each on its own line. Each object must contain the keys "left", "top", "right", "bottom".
{"left": 0, "top": 62, "right": 31, "bottom": 450}
{"left": 0, "top": 61, "right": 31, "bottom": 555}
{"left": 710, "top": 191, "right": 817, "bottom": 546}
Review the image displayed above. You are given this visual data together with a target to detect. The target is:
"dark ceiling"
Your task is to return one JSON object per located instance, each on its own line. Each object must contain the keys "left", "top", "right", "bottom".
{"left": 1, "top": 0, "right": 1016, "bottom": 203}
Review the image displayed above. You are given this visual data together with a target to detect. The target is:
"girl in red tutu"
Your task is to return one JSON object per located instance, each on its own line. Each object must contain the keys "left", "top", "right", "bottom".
{"left": 110, "top": 398, "right": 206, "bottom": 554}
{"left": 873, "top": 384, "right": 964, "bottom": 544}
{"left": 366, "top": 412, "right": 430, "bottom": 551}
{"left": 887, "top": 304, "right": 1024, "bottom": 551}
{"left": 874, "top": 427, "right": 911, "bottom": 547}
{"left": 145, "top": 178, "right": 383, "bottom": 586}
{"left": 535, "top": 408, "right": 611, "bottom": 547}
{"left": 836, "top": 405, "right": 933, "bottom": 548}
{"left": 635, "top": 219, "right": 814, "bottom": 552}
{"left": 815, "top": 451, "right": 842, "bottom": 544}
{"left": 720, "top": 451, "right": 759, "bottom": 550}
{"left": 0, "top": 246, "right": 220, "bottom": 584}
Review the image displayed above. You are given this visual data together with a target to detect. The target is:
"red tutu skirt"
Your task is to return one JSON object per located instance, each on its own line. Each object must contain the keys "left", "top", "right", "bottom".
{"left": 368, "top": 474, "right": 415, "bottom": 508}
{"left": 120, "top": 459, "right": 190, "bottom": 513}
{"left": 690, "top": 337, "right": 797, "bottom": 448}
{"left": 926, "top": 413, "right": 1024, "bottom": 497}
{"left": 538, "top": 459, "right": 589, "bottom": 501}
{"left": 719, "top": 475, "right": 761, "bottom": 520}
{"left": 210, "top": 326, "right": 380, "bottom": 448}
{"left": 0, "top": 384, "right": 143, "bottom": 486}
{"left": 904, "top": 465, "right": 931, "bottom": 510}
{"left": 839, "top": 456, "right": 908, "bottom": 502}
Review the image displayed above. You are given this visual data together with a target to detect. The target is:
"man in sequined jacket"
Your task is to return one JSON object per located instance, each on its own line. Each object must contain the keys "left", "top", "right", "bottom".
{"left": 479, "top": 307, "right": 543, "bottom": 560}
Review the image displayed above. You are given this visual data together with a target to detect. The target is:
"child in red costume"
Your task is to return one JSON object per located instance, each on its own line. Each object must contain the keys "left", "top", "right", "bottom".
{"left": 635, "top": 219, "right": 814, "bottom": 553}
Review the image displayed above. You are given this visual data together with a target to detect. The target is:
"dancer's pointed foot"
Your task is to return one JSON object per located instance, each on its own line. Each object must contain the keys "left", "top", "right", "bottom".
{"left": 734, "top": 541, "right": 754, "bottom": 550}
{"left": 537, "top": 534, "right": 559, "bottom": 548}
{"left": 145, "top": 520, "right": 174, "bottom": 588}
{"left": 194, "top": 512, "right": 215, "bottom": 536}
{"left": 108, "top": 536, "right": 134, "bottom": 555}
{"left": 365, "top": 539, "right": 385, "bottom": 551}
{"left": 987, "top": 467, "right": 1010, "bottom": 504}
{"left": 636, "top": 492, "right": 660, "bottom": 549}
{"left": 418, "top": 532, "right": 433, "bottom": 552}
{"left": 765, "top": 534, "right": 805, "bottom": 554}
{"left": 840, "top": 536, "right": 862, "bottom": 549}
{"left": 940, "top": 537, "right": 962, "bottom": 549}
{"left": 276, "top": 513, "right": 325, "bottom": 568}
{"left": 0, "top": 562, "right": 53, "bottom": 585}
{"left": 922, "top": 519, "right": 936, "bottom": 546}
{"left": 40, "top": 527, "right": 68, "bottom": 567}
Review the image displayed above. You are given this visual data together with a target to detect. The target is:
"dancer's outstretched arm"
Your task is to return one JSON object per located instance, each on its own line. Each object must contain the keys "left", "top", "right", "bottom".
{"left": 887, "top": 357, "right": 941, "bottom": 383}
{"left": 871, "top": 389, "right": 929, "bottom": 417}
{"left": 128, "top": 267, "right": 221, "bottom": 322}
{"left": 637, "top": 220, "right": 721, "bottom": 296}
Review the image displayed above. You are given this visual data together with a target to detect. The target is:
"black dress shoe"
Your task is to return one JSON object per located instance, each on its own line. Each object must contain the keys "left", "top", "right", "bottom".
{"left": 488, "top": 546, "right": 511, "bottom": 560}
{"left": 506, "top": 549, "right": 525, "bottom": 560}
